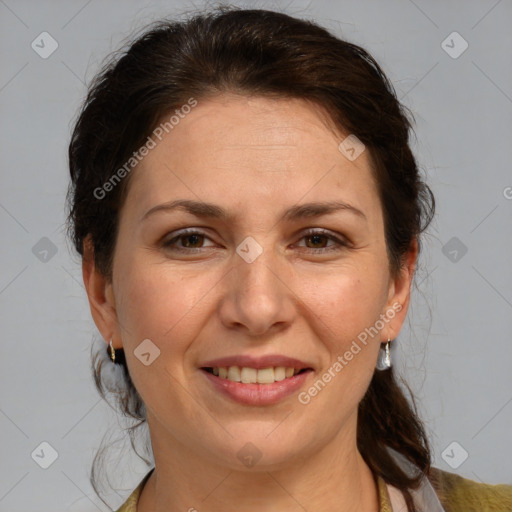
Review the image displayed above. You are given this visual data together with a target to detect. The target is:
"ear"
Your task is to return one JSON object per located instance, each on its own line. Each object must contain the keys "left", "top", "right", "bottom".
{"left": 381, "top": 238, "right": 418, "bottom": 341}
{"left": 82, "top": 235, "right": 121, "bottom": 349}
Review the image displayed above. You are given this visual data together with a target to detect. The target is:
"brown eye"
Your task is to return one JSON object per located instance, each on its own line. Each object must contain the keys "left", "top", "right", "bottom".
{"left": 162, "top": 230, "right": 215, "bottom": 252}
{"left": 297, "top": 229, "right": 348, "bottom": 254}
{"left": 305, "top": 234, "right": 329, "bottom": 249}
{"left": 179, "top": 233, "right": 204, "bottom": 248}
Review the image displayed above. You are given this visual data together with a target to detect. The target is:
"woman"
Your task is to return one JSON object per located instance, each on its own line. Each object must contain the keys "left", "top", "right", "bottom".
{"left": 66, "top": 6, "right": 512, "bottom": 512}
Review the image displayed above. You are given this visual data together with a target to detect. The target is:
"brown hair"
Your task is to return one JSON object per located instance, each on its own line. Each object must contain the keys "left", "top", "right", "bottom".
{"left": 67, "top": 5, "right": 435, "bottom": 510}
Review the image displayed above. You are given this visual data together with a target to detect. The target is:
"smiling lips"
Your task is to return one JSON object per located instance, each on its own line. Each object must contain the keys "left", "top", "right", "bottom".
{"left": 199, "top": 354, "right": 314, "bottom": 405}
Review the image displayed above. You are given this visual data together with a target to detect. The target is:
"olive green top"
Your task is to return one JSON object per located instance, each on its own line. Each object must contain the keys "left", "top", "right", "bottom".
{"left": 115, "top": 466, "right": 512, "bottom": 511}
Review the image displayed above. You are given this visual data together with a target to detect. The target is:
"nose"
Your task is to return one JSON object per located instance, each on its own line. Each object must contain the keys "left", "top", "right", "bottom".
{"left": 218, "top": 246, "right": 296, "bottom": 337}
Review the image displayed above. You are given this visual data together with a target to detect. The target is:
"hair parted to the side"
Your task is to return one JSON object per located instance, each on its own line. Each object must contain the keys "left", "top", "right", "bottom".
{"left": 66, "top": 5, "right": 435, "bottom": 510}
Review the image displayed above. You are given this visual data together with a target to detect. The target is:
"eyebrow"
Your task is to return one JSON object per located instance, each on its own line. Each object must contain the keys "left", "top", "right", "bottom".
{"left": 141, "top": 199, "right": 367, "bottom": 223}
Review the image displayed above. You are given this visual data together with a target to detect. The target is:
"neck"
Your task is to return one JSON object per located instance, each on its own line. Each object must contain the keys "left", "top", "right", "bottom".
{"left": 137, "top": 413, "right": 379, "bottom": 512}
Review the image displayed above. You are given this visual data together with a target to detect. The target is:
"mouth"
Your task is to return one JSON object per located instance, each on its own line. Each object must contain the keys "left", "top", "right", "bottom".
{"left": 198, "top": 355, "right": 314, "bottom": 405}
{"left": 201, "top": 366, "right": 312, "bottom": 384}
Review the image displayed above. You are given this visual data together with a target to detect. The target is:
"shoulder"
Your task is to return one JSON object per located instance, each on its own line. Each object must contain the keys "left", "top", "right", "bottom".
{"left": 427, "top": 466, "right": 512, "bottom": 511}
{"left": 113, "top": 467, "right": 512, "bottom": 512}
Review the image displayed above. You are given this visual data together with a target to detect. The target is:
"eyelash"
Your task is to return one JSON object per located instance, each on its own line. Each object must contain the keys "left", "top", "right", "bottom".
{"left": 161, "top": 228, "right": 348, "bottom": 254}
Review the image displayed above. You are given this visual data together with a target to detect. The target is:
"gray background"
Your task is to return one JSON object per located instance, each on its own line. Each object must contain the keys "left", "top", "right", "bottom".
{"left": 1, "top": 0, "right": 511, "bottom": 510}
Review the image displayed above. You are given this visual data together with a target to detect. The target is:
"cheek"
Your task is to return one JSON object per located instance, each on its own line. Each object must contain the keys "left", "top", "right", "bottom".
{"left": 301, "top": 261, "right": 389, "bottom": 347}
{"left": 112, "top": 257, "right": 215, "bottom": 410}
{"left": 115, "top": 258, "right": 217, "bottom": 344}
{"left": 297, "top": 271, "right": 384, "bottom": 419}
{"left": 115, "top": 248, "right": 389, "bottom": 353}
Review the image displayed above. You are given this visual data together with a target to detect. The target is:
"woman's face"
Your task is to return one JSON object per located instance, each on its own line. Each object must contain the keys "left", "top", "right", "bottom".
{"left": 86, "top": 93, "right": 414, "bottom": 469}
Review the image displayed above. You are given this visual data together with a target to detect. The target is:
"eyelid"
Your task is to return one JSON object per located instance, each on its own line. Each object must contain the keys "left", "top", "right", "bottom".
{"left": 296, "top": 228, "right": 349, "bottom": 251}
{"left": 161, "top": 228, "right": 217, "bottom": 249}
{"left": 161, "top": 227, "right": 349, "bottom": 253}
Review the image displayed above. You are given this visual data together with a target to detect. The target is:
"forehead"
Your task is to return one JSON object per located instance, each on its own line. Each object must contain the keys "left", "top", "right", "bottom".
{"left": 125, "top": 94, "right": 380, "bottom": 222}
{"left": 147, "top": 94, "right": 357, "bottom": 166}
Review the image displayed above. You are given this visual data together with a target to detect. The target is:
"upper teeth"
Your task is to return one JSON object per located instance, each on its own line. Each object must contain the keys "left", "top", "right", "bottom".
{"left": 212, "top": 366, "right": 297, "bottom": 384}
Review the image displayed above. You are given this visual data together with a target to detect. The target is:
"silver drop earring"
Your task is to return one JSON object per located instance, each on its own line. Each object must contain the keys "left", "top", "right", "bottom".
{"left": 376, "top": 338, "right": 392, "bottom": 370}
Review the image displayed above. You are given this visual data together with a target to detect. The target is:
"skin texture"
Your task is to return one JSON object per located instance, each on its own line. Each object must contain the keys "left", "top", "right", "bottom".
{"left": 83, "top": 93, "right": 417, "bottom": 512}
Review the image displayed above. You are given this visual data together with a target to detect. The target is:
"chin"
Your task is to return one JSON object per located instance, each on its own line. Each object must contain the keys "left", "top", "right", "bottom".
{"left": 204, "top": 424, "right": 313, "bottom": 472}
